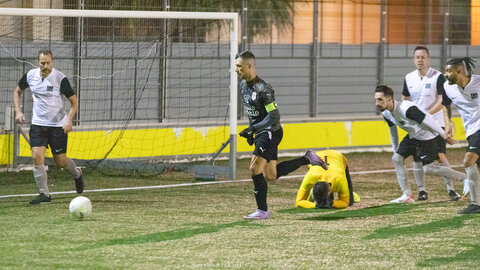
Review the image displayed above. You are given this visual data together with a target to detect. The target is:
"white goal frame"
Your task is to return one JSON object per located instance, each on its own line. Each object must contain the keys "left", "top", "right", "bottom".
{"left": 0, "top": 8, "right": 239, "bottom": 179}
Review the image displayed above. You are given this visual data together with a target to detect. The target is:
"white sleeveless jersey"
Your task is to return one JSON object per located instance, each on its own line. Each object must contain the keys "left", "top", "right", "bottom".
{"left": 24, "top": 68, "right": 71, "bottom": 127}
{"left": 403, "top": 67, "right": 445, "bottom": 127}
{"left": 382, "top": 100, "right": 437, "bottom": 140}
{"left": 443, "top": 74, "right": 480, "bottom": 138}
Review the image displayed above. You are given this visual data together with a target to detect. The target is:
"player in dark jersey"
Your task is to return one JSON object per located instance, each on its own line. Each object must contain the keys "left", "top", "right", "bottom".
{"left": 235, "top": 51, "right": 327, "bottom": 219}
{"left": 13, "top": 50, "right": 84, "bottom": 204}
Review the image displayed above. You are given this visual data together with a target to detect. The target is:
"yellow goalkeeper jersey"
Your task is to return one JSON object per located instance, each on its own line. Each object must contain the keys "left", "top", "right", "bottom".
{"left": 295, "top": 150, "right": 351, "bottom": 209}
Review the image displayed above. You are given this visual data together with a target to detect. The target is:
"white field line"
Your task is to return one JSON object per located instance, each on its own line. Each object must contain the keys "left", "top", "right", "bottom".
{"left": 0, "top": 165, "right": 463, "bottom": 199}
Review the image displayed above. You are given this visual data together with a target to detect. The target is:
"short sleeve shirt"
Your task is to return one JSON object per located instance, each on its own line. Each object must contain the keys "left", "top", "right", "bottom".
{"left": 18, "top": 68, "right": 75, "bottom": 127}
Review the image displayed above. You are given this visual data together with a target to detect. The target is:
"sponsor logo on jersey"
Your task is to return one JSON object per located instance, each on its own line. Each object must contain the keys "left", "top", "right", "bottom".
{"left": 246, "top": 106, "right": 259, "bottom": 117}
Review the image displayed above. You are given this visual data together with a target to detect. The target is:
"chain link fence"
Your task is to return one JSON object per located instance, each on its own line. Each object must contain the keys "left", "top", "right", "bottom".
{"left": 0, "top": 0, "right": 478, "bottom": 125}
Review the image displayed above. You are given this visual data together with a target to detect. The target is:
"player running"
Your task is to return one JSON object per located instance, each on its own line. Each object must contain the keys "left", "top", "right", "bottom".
{"left": 13, "top": 49, "right": 84, "bottom": 204}
{"left": 235, "top": 50, "right": 327, "bottom": 220}
{"left": 443, "top": 57, "right": 480, "bottom": 214}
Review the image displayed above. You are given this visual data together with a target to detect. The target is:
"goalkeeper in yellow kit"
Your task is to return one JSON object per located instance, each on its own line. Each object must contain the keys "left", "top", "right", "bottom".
{"left": 296, "top": 150, "right": 360, "bottom": 209}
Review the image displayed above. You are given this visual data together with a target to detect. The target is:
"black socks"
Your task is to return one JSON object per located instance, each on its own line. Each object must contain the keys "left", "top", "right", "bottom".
{"left": 252, "top": 173, "right": 268, "bottom": 211}
{"left": 276, "top": 156, "right": 309, "bottom": 179}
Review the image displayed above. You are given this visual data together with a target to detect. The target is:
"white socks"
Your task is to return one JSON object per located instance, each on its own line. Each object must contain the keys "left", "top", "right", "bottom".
{"left": 465, "top": 165, "right": 480, "bottom": 205}
{"left": 423, "top": 163, "right": 466, "bottom": 181}
{"left": 65, "top": 158, "right": 81, "bottom": 179}
{"left": 438, "top": 160, "right": 455, "bottom": 192}
{"left": 413, "top": 161, "right": 426, "bottom": 192}
{"left": 33, "top": 165, "right": 48, "bottom": 196}
{"left": 392, "top": 153, "right": 411, "bottom": 196}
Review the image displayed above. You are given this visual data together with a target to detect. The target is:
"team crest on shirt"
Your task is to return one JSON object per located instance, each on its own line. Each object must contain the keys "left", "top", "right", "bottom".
{"left": 47, "top": 86, "right": 53, "bottom": 92}
{"left": 471, "top": 93, "right": 478, "bottom": 99}
{"left": 425, "top": 83, "right": 431, "bottom": 89}
{"left": 252, "top": 92, "right": 257, "bottom": 101}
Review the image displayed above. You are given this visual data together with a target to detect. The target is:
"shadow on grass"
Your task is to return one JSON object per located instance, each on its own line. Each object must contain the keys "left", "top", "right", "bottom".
{"left": 365, "top": 215, "right": 476, "bottom": 240}
{"left": 417, "top": 244, "right": 480, "bottom": 267}
{"left": 81, "top": 221, "right": 265, "bottom": 250}
{"left": 299, "top": 204, "right": 416, "bottom": 221}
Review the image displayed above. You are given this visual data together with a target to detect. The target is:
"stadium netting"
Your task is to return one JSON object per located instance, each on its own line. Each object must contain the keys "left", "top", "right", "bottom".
{"left": 0, "top": 8, "right": 238, "bottom": 179}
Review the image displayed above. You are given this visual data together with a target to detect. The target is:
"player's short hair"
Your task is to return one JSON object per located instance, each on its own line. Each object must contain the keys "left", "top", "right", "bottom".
{"left": 375, "top": 85, "right": 394, "bottom": 97}
{"left": 414, "top": 46, "right": 429, "bottom": 56}
{"left": 235, "top": 50, "right": 255, "bottom": 60}
{"left": 446, "top": 57, "right": 476, "bottom": 76}
{"left": 38, "top": 49, "right": 53, "bottom": 60}
{"left": 312, "top": 182, "right": 333, "bottom": 209}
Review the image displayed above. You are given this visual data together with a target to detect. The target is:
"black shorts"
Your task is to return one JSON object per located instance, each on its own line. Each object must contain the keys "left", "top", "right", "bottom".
{"left": 253, "top": 128, "right": 283, "bottom": 162}
{"left": 436, "top": 134, "right": 447, "bottom": 154}
{"left": 466, "top": 129, "right": 480, "bottom": 156}
{"left": 29, "top": 124, "right": 68, "bottom": 154}
{"left": 396, "top": 135, "right": 438, "bottom": 165}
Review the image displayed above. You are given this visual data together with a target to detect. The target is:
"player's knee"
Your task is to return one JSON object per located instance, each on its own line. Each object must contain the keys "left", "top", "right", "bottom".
{"left": 392, "top": 153, "right": 404, "bottom": 165}
{"left": 423, "top": 163, "right": 434, "bottom": 174}
{"left": 249, "top": 163, "right": 262, "bottom": 175}
{"left": 463, "top": 160, "right": 475, "bottom": 168}
{"left": 463, "top": 154, "right": 478, "bottom": 168}
{"left": 264, "top": 173, "right": 276, "bottom": 182}
{"left": 53, "top": 158, "right": 67, "bottom": 169}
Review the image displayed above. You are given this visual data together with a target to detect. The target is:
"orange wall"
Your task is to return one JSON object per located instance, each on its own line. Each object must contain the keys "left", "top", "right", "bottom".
{"left": 266, "top": 1, "right": 380, "bottom": 45}
{"left": 473, "top": 0, "right": 480, "bottom": 45}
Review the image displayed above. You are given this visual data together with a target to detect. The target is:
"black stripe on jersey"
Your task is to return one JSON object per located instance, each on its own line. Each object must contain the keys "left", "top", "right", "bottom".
{"left": 436, "top": 74, "right": 446, "bottom": 95}
{"left": 405, "top": 106, "right": 426, "bottom": 124}
{"left": 402, "top": 79, "right": 410, "bottom": 97}
{"left": 60, "top": 77, "right": 75, "bottom": 98}
{"left": 382, "top": 115, "right": 395, "bottom": 127}
{"left": 18, "top": 73, "right": 29, "bottom": 90}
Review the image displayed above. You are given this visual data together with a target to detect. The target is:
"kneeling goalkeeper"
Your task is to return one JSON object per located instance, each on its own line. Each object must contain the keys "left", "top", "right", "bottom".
{"left": 296, "top": 150, "right": 360, "bottom": 209}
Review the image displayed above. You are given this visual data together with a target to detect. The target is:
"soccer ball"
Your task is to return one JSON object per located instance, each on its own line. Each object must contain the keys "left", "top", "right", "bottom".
{"left": 69, "top": 196, "right": 92, "bottom": 219}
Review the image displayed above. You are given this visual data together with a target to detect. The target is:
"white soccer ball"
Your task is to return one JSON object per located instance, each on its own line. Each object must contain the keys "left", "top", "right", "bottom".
{"left": 69, "top": 196, "right": 92, "bottom": 219}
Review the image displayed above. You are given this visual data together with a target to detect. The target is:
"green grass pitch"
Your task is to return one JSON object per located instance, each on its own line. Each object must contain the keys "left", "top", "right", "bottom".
{"left": 1, "top": 149, "right": 480, "bottom": 269}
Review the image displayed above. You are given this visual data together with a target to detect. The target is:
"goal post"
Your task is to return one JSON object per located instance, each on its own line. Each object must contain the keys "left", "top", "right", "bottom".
{"left": 0, "top": 8, "right": 238, "bottom": 179}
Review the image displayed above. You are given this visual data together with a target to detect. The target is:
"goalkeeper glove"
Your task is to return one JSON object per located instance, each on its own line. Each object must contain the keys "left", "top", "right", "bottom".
{"left": 239, "top": 127, "right": 254, "bottom": 138}
{"left": 239, "top": 127, "right": 254, "bottom": 146}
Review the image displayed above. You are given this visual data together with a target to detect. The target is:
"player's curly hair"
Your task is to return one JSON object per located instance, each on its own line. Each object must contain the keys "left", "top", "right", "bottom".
{"left": 446, "top": 57, "right": 476, "bottom": 76}
{"left": 313, "top": 182, "right": 333, "bottom": 209}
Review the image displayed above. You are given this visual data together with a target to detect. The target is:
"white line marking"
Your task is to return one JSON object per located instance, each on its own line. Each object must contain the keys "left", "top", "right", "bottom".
{"left": 0, "top": 165, "right": 463, "bottom": 199}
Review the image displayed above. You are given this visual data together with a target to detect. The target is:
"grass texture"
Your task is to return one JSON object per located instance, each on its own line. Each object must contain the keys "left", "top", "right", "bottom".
{"left": 1, "top": 149, "right": 480, "bottom": 269}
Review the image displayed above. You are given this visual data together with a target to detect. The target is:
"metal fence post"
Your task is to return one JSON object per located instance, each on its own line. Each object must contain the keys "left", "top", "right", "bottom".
{"left": 310, "top": 0, "right": 319, "bottom": 118}
{"left": 377, "top": 0, "right": 386, "bottom": 86}
{"left": 441, "top": 0, "right": 450, "bottom": 69}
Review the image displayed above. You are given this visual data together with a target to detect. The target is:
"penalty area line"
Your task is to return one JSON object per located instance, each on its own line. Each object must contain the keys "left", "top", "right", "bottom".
{"left": 0, "top": 165, "right": 462, "bottom": 199}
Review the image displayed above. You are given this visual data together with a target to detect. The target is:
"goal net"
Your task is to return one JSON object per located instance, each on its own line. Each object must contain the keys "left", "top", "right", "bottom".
{"left": 0, "top": 8, "right": 238, "bottom": 179}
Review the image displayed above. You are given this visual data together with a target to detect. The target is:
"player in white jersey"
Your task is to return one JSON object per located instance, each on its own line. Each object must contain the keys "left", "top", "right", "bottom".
{"left": 443, "top": 57, "right": 480, "bottom": 214}
{"left": 13, "top": 50, "right": 84, "bottom": 204}
{"left": 375, "top": 85, "right": 466, "bottom": 204}
{"left": 402, "top": 46, "right": 460, "bottom": 201}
